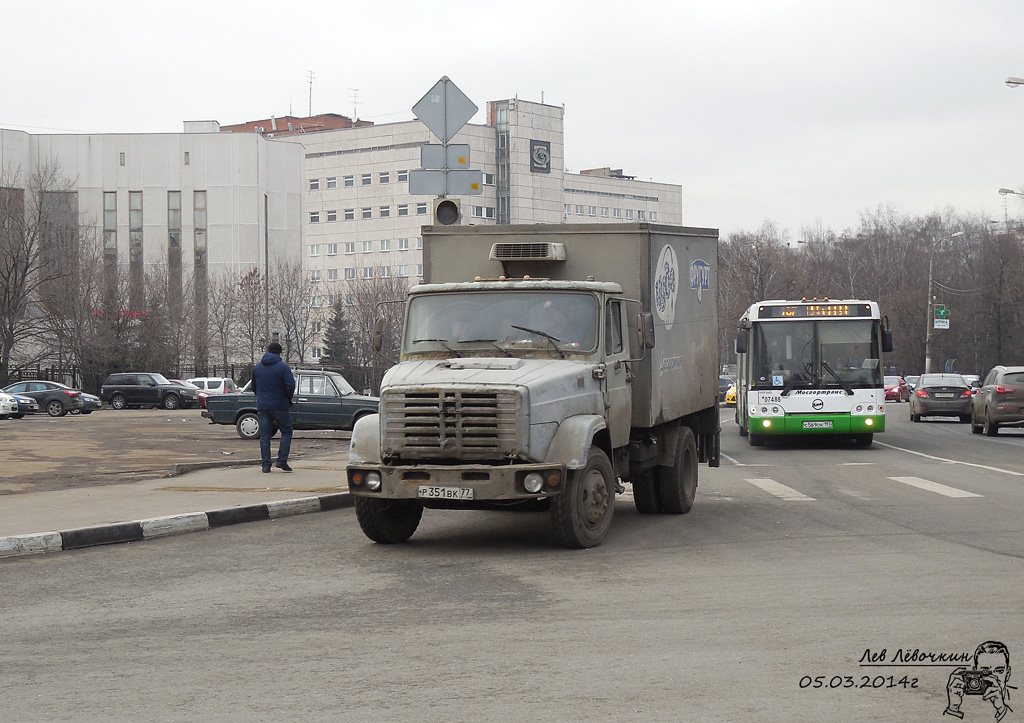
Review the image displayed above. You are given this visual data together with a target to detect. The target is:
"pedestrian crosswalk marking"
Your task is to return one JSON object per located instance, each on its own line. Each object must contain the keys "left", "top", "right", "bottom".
{"left": 887, "top": 476, "right": 982, "bottom": 498}
{"left": 745, "top": 478, "right": 815, "bottom": 501}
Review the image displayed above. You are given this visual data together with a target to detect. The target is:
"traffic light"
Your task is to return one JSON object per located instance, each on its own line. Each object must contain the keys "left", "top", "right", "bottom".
{"left": 432, "top": 197, "right": 461, "bottom": 225}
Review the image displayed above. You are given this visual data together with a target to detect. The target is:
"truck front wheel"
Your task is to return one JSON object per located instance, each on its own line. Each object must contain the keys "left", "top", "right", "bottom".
{"left": 656, "top": 427, "right": 697, "bottom": 514}
{"left": 551, "top": 447, "right": 615, "bottom": 548}
{"left": 354, "top": 497, "right": 423, "bottom": 544}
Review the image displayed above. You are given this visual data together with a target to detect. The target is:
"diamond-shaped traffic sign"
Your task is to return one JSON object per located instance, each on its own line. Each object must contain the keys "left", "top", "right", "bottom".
{"left": 412, "top": 76, "right": 478, "bottom": 143}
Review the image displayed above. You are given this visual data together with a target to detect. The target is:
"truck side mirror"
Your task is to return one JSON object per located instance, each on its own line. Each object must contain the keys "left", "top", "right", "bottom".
{"left": 371, "top": 317, "right": 385, "bottom": 353}
{"left": 881, "top": 328, "right": 893, "bottom": 353}
{"left": 638, "top": 312, "right": 656, "bottom": 350}
{"left": 736, "top": 328, "right": 749, "bottom": 354}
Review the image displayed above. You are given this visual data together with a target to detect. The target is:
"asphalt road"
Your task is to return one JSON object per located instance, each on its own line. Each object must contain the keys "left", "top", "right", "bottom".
{"left": 0, "top": 407, "right": 352, "bottom": 494}
{"left": 2, "top": 406, "right": 1023, "bottom": 721}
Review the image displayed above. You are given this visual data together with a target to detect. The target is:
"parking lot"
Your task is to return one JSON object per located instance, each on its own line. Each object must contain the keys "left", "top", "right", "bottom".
{"left": 1, "top": 408, "right": 353, "bottom": 494}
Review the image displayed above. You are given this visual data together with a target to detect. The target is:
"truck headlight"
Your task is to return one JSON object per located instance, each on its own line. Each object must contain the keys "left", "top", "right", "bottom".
{"left": 523, "top": 472, "right": 544, "bottom": 494}
{"left": 365, "top": 472, "right": 382, "bottom": 491}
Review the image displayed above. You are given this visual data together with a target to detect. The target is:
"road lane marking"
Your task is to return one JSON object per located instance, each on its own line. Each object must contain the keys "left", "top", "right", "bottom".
{"left": 874, "top": 441, "right": 1024, "bottom": 477}
{"left": 745, "top": 478, "right": 815, "bottom": 501}
{"left": 720, "top": 453, "right": 772, "bottom": 467}
{"left": 887, "top": 476, "right": 982, "bottom": 498}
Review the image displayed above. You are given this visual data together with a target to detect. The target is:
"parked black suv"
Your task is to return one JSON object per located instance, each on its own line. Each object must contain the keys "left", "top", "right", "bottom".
{"left": 100, "top": 372, "right": 200, "bottom": 410}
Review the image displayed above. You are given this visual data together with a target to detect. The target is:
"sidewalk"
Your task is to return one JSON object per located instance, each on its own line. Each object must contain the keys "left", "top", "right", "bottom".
{"left": 0, "top": 450, "right": 352, "bottom": 558}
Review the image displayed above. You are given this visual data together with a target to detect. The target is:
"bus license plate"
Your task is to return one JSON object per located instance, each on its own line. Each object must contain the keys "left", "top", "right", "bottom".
{"left": 803, "top": 421, "right": 833, "bottom": 429}
{"left": 417, "top": 485, "right": 474, "bottom": 500}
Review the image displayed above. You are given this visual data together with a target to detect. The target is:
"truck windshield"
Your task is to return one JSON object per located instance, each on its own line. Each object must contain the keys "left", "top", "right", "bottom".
{"left": 405, "top": 290, "right": 599, "bottom": 355}
{"left": 750, "top": 319, "right": 882, "bottom": 390}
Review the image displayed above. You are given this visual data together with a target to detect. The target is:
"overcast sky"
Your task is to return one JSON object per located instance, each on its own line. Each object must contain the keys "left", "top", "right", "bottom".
{"left": 3, "top": 0, "right": 1022, "bottom": 241}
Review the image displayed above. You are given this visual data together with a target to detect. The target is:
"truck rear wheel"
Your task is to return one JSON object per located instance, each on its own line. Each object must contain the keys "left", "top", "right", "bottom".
{"left": 656, "top": 427, "right": 697, "bottom": 514}
{"left": 354, "top": 497, "right": 423, "bottom": 544}
{"left": 551, "top": 447, "right": 615, "bottom": 548}
{"left": 632, "top": 472, "right": 662, "bottom": 514}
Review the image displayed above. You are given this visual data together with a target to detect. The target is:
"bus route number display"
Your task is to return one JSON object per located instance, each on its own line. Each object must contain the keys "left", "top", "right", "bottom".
{"left": 760, "top": 304, "right": 872, "bottom": 318}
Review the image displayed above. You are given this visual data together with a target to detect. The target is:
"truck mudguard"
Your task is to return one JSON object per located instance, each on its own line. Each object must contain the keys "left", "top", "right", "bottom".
{"left": 349, "top": 413, "right": 382, "bottom": 465}
{"left": 544, "top": 414, "right": 607, "bottom": 469}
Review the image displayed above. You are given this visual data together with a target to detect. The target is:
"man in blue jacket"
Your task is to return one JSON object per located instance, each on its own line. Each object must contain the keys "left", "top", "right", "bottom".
{"left": 251, "top": 342, "right": 296, "bottom": 472}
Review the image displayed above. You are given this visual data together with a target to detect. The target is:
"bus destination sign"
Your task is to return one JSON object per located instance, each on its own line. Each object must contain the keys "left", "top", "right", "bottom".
{"left": 759, "top": 303, "right": 872, "bottom": 318}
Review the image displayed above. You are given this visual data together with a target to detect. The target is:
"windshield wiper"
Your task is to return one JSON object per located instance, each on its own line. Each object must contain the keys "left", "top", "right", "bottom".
{"left": 780, "top": 366, "right": 814, "bottom": 397}
{"left": 459, "top": 338, "right": 513, "bottom": 357}
{"left": 412, "top": 338, "right": 459, "bottom": 356}
{"left": 510, "top": 325, "right": 565, "bottom": 359}
{"left": 820, "top": 360, "right": 854, "bottom": 396}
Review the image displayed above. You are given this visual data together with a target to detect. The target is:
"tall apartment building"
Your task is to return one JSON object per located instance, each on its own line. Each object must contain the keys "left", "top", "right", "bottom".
{"left": 223, "top": 97, "right": 682, "bottom": 358}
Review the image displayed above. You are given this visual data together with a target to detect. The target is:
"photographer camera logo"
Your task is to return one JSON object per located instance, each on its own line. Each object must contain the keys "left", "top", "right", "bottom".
{"left": 945, "top": 641, "right": 1014, "bottom": 720}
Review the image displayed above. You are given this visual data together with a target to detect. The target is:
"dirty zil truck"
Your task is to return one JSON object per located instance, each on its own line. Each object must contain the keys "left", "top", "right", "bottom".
{"left": 347, "top": 223, "right": 720, "bottom": 548}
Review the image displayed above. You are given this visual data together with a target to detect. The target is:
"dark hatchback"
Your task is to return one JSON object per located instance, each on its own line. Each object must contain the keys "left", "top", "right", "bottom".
{"left": 100, "top": 372, "right": 200, "bottom": 410}
{"left": 909, "top": 373, "right": 972, "bottom": 423}
{"left": 3, "top": 380, "right": 87, "bottom": 417}
{"left": 203, "top": 369, "right": 379, "bottom": 440}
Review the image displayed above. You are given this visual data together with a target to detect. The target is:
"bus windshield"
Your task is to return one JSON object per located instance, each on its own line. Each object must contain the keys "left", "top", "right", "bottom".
{"left": 750, "top": 319, "right": 882, "bottom": 390}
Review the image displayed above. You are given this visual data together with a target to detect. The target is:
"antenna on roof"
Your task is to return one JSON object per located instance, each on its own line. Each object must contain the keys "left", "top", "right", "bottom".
{"left": 307, "top": 70, "right": 316, "bottom": 117}
{"left": 349, "top": 88, "right": 359, "bottom": 120}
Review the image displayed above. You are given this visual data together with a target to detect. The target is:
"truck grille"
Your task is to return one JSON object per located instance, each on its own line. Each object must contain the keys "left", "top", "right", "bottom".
{"left": 382, "top": 389, "right": 522, "bottom": 460}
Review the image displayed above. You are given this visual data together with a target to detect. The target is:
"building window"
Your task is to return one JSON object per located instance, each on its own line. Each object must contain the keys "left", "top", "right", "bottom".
{"left": 361, "top": 173, "right": 372, "bottom": 185}
{"left": 625, "top": 209, "right": 634, "bottom": 220}
{"left": 575, "top": 205, "right": 584, "bottom": 215}
{"left": 312, "top": 347, "right": 321, "bottom": 359}
{"left": 103, "top": 191, "right": 117, "bottom": 250}
{"left": 361, "top": 240, "right": 373, "bottom": 252}
{"left": 309, "top": 211, "right": 320, "bottom": 223}
{"left": 380, "top": 239, "right": 391, "bottom": 252}
{"left": 184, "top": 151, "right": 190, "bottom": 166}
{"left": 601, "top": 207, "right": 609, "bottom": 218}
{"left": 638, "top": 210, "right": 646, "bottom": 221}
{"left": 416, "top": 263, "right": 424, "bottom": 277}
{"left": 309, "top": 178, "right": 320, "bottom": 191}
{"left": 361, "top": 267, "right": 373, "bottom": 279}
{"left": 589, "top": 206, "right": 597, "bottom": 217}
{"left": 398, "top": 265, "right": 409, "bottom": 277}
{"left": 344, "top": 208, "right": 354, "bottom": 221}
{"left": 472, "top": 206, "right": 496, "bottom": 219}
{"left": 484, "top": 173, "right": 495, "bottom": 185}
{"left": 416, "top": 237, "right": 423, "bottom": 250}
{"left": 361, "top": 207, "right": 372, "bottom": 219}
{"left": 564, "top": 204, "right": 572, "bottom": 217}
{"left": 379, "top": 171, "right": 390, "bottom": 184}
{"left": 613, "top": 208, "right": 622, "bottom": 219}
{"left": 398, "top": 238, "right": 410, "bottom": 250}
{"left": 310, "top": 245, "right": 320, "bottom": 256}
{"left": 343, "top": 175, "right": 354, "bottom": 187}
{"left": 344, "top": 242, "right": 355, "bottom": 254}
{"left": 310, "top": 270, "right": 321, "bottom": 281}
{"left": 416, "top": 202, "right": 428, "bottom": 215}
{"left": 650, "top": 211, "right": 658, "bottom": 221}
{"left": 379, "top": 206, "right": 391, "bottom": 218}
{"left": 119, "top": 152, "right": 126, "bottom": 166}
{"left": 327, "top": 243, "right": 338, "bottom": 255}
{"left": 398, "top": 204, "right": 409, "bottom": 216}
{"left": 397, "top": 169, "right": 408, "bottom": 182}
{"left": 345, "top": 268, "right": 356, "bottom": 280}
{"left": 327, "top": 210, "right": 337, "bottom": 222}
{"left": 380, "top": 266, "right": 391, "bottom": 278}
{"left": 328, "top": 268, "right": 339, "bottom": 281}
{"left": 326, "top": 177, "right": 337, "bottom": 189}
{"left": 313, "top": 321, "right": 322, "bottom": 334}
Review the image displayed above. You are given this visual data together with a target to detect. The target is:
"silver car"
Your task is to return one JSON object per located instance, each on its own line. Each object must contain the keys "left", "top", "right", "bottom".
{"left": 970, "top": 365, "right": 1024, "bottom": 436}
{"left": 909, "top": 373, "right": 972, "bottom": 423}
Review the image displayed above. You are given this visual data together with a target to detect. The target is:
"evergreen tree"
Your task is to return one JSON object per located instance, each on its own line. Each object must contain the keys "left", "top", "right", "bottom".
{"left": 322, "top": 297, "right": 357, "bottom": 366}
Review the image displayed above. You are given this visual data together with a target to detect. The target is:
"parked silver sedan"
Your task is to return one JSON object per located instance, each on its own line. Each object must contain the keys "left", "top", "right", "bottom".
{"left": 970, "top": 365, "right": 1024, "bottom": 436}
{"left": 909, "top": 373, "right": 972, "bottom": 423}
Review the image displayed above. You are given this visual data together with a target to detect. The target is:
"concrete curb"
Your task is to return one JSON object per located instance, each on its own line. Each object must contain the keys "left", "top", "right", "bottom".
{"left": 0, "top": 492, "right": 353, "bottom": 560}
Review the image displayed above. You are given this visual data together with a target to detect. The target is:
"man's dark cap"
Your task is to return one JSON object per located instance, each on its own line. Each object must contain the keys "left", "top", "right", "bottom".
{"left": 267, "top": 342, "right": 283, "bottom": 355}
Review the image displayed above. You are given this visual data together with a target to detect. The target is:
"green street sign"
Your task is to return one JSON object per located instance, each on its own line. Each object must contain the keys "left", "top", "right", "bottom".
{"left": 934, "top": 304, "right": 950, "bottom": 319}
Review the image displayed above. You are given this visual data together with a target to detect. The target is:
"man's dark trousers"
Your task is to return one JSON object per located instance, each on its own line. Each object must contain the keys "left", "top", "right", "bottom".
{"left": 259, "top": 408, "right": 293, "bottom": 468}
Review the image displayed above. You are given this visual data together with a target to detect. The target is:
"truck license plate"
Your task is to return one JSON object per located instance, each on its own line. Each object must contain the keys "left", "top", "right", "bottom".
{"left": 803, "top": 421, "right": 833, "bottom": 429}
{"left": 417, "top": 485, "right": 474, "bottom": 500}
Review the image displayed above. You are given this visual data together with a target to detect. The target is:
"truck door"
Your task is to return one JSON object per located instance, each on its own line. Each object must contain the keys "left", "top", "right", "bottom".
{"left": 605, "top": 299, "right": 632, "bottom": 447}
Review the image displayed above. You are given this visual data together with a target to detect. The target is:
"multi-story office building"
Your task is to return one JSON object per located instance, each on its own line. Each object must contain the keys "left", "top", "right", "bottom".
{"left": 224, "top": 97, "right": 682, "bottom": 358}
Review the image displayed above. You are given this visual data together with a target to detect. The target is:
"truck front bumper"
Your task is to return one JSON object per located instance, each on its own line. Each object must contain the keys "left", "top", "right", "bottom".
{"left": 347, "top": 462, "right": 567, "bottom": 500}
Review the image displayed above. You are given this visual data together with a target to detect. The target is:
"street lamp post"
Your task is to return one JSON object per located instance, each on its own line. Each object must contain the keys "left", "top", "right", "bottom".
{"left": 924, "top": 231, "right": 963, "bottom": 374}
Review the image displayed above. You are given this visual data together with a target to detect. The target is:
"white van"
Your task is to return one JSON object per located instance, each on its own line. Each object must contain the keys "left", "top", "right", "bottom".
{"left": 186, "top": 377, "right": 238, "bottom": 395}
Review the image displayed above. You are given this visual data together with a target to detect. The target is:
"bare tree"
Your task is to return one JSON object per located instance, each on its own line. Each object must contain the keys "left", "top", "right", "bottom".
{"left": 269, "top": 257, "right": 323, "bottom": 364}
{"left": 208, "top": 270, "right": 241, "bottom": 369}
{"left": 235, "top": 268, "right": 267, "bottom": 367}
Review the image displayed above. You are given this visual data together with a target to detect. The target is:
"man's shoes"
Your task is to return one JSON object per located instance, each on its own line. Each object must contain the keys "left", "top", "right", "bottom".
{"left": 275, "top": 461, "right": 293, "bottom": 472}
{"left": 262, "top": 465, "right": 271, "bottom": 473}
